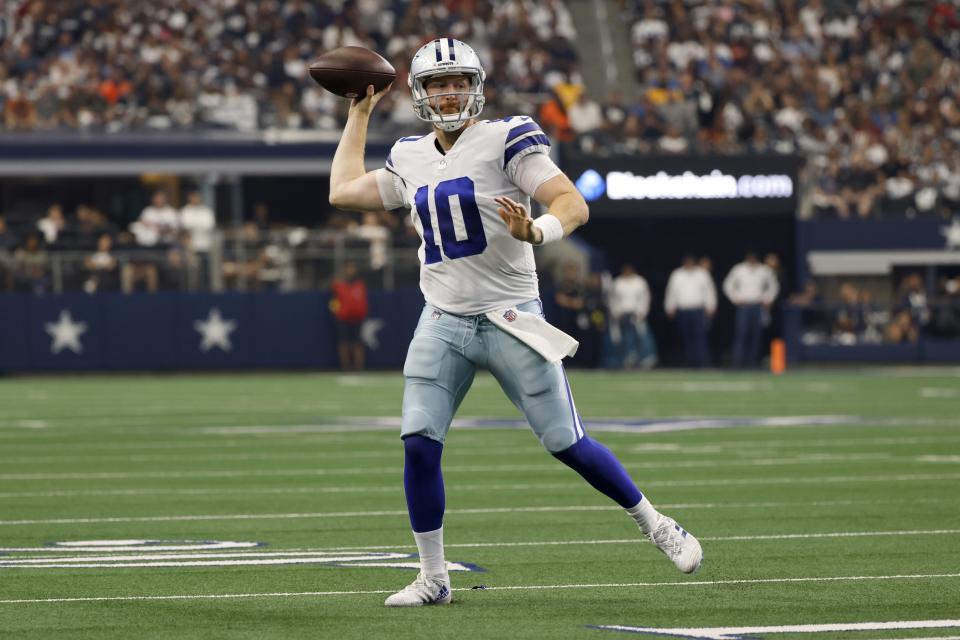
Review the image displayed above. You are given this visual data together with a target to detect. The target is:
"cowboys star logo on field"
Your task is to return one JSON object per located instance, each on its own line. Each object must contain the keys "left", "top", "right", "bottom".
{"left": 0, "top": 540, "right": 485, "bottom": 572}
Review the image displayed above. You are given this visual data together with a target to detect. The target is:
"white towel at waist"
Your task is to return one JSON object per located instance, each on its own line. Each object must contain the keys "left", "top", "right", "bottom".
{"left": 485, "top": 308, "right": 579, "bottom": 363}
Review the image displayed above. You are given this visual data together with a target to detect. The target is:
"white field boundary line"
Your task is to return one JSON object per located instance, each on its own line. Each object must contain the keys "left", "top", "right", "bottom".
{"left": 2, "top": 573, "right": 959, "bottom": 605}
{"left": 591, "top": 620, "right": 960, "bottom": 639}
{"left": 4, "top": 528, "right": 959, "bottom": 559}
{"left": 0, "top": 473, "right": 958, "bottom": 499}
{"left": 0, "top": 454, "right": 925, "bottom": 481}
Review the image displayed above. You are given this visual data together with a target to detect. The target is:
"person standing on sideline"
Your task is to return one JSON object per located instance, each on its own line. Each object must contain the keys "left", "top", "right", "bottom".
{"left": 328, "top": 38, "right": 702, "bottom": 608}
{"left": 723, "top": 252, "right": 780, "bottom": 367}
{"left": 664, "top": 254, "right": 716, "bottom": 367}
{"left": 608, "top": 263, "right": 656, "bottom": 368}
{"left": 179, "top": 190, "right": 216, "bottom": 253}
{"left": 329, "top": 261, "right": 369, "bottom": 371}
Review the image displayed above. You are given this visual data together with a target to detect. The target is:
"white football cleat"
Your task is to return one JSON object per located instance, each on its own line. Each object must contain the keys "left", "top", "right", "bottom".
{"left": 384, "top": 572, "right": 452, "bottom": 607}
{"left": 649, "top": 514, "right": 703, "bottom": 574}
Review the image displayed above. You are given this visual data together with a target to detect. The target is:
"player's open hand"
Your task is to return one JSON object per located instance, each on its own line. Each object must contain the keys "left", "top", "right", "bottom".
{"left": 496, "top": 196, "right": 542, "bottom": 245}
{"left": 350, "top": 83, "right": 393, "bottom": 117}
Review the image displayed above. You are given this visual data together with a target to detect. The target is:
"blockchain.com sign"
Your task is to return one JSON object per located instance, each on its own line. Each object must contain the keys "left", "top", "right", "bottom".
{"left": 568, "top": 153, "right": 802, "bottom": 216}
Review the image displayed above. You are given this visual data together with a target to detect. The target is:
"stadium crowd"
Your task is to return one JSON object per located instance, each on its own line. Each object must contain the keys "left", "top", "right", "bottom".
{"left": 0, "top": 0, "right": 577, "bottom": 133}
{"left": 3, "top": 1, "right": 959, "bottom": 219}
{"left": 618, "top": 0, "right": 960, "bottom": 219}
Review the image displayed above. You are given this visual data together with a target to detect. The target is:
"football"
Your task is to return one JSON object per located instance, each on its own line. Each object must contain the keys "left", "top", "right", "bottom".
{"left": 308, "top": 46, "right": 396, "bottom": 99}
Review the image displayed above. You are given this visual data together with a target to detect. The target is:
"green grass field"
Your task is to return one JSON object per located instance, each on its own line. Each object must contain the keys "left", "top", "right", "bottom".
{"left": 1, "top": 370, "right": 959, "bottom": 639}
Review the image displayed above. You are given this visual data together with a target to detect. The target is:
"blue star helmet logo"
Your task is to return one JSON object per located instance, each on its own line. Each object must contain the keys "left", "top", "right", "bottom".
{"left": 575, "top": 169, "right": 605, "bottom": 202}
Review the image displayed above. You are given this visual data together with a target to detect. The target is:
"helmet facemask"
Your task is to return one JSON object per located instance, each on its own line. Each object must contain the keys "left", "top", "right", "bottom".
{"left": 408, "top": 39, "right": 486, "bottom": 132}
{"left": 411, "top": 71, "right": 485, "bottom": 132}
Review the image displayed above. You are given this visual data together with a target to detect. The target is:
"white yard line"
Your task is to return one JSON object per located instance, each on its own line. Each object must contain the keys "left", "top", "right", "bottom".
{"left": 1, "top": 573, "right": 958, "bottom": 605}
{"left": 5, "top": 433, "right": 960, "bottom": 455}
{"left": 0, "top": 454, "right": 913, "bottom": 481}
{"left": 4, "top": 529, "right": 958, "bottom": 557}
{"left": 0, "top": 473, "right": 957, "bottom": 500}
{"left": 2, "top": 493, "right": 960, "bottom": 531}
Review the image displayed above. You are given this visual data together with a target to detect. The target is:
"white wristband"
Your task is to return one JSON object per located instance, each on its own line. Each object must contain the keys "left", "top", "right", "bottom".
{"left": 533, "top": 214, "right": 564, "bottom": 245}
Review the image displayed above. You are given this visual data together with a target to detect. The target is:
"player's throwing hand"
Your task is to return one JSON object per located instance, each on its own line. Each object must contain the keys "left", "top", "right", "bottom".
{"left": 496, "top": 196, "right": 543, "bottom": 245}
{"left": 350, "top": 83, "right": 393, "bottom": 117}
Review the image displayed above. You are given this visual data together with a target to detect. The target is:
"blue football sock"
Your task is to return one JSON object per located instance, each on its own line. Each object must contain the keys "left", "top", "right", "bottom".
{"left": 403, "top": 434, "right": 445, "bottom": 533}
{"left": 552, "top": 436, "right": 643, "bottom": 508}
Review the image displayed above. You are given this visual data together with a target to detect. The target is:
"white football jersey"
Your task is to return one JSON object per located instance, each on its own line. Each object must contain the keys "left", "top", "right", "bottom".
{"left": 376, "top": 116, "right": 560, "bottom": 315}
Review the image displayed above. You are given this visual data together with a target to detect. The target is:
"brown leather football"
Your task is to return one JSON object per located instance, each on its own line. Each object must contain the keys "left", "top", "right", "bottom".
{"left": 308, "top": 46, "right": 396, "bottom": 99}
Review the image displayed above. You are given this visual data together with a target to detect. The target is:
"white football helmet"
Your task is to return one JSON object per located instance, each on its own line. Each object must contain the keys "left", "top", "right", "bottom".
{"left": 409, "top": 38, "right": 485, "bottom": 132}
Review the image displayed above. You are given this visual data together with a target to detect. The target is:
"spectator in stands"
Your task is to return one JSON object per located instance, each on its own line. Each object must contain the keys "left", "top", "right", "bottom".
{"left": 832, "top": 282, "right": 865, "bottom": 344}
{"left": 930, "top": 276, "right": 960, "bottom": 339}
{"left": 553, "top": 261, "right": 587, "bottom": 342}
{"left": 12, "top": 233, "right": 49, "bottom": 295}
{"left": 665, "top": 254, "right": 716, "bottom": 367}
{"left": 349, "top": 211, "right": 391, "bottom": 275}
{"left": 251, "top": 202, "right": 272, "bottom": 232}
{"left": 117, "top": 231, "right": 159, "bottom": 294}
{"left": 82, "top": 233, "right": 118, "bottom": 293}
{"left": 538, "top": 88, "right": 574, "bottom": 144}
{"left": 568, "top": 92, "right": 603, "bottom": 145}
{"left": 131, "top": 191, "right": 179, "bottom": 247}
{"left": 657, "top": 124, "right": 690, "bottom": 154}
{"left": 788, "top": 279, "right": 826, "bottom": 336}
{"left": 258, "top": 235, "right": 295, "bottom": 292}
{"left": 330, "top": 261, "right": 368, "bottom": 371}
{"left": 600, "top": 91, "right": 629, "bottom": 142}
{"left": 812, "top": 158, "right": 851, "bottom": 218}
{"left": 578, "top": 271, "right": 608, "bottom": 368}
{"left": 895, "top": 273, "right": 930, "bottom": 332}
{"left": 886, "top": 309, "right": 919, "bottom": 345}
{"left": 723, "top": 252, "right": 780, "bottom": 367}
{"left": 606, "top": 263, "right": 656, "bottom": 369}
{"left": 0, "top": 214, "right": 17, "bottom": 292}
{"left": 838, "top": 152, "right": 882, "bottom": 219}
{"left": 36, "top": 204, "right": 66, "bottom": 247}
{"left": 698, "top": 255, "right": 717, "bottom": 333}
{"left": 222, "top": 222, "right": 266, "bottom": 291}
{"left": 179, "top": 191, "right": 216, "bottom": 253}
{"left": 165, "top": 231, "right": 200, "bottom": 291}
{"left": 3, "top": 87, "right": 37, "bottom": 130}
{"left": 75, "top": 205, "right": 113, "bottom": 250}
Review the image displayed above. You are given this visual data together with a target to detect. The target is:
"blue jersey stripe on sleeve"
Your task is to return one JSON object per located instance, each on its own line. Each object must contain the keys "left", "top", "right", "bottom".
{"left": 503, "top": 134, "right": 551, "bottom": 168}
{"left": 505, "top": 122, "right": 542, "bottom": 144}
{"left": 386, "top": 151, "right": 394, "bottom": 168}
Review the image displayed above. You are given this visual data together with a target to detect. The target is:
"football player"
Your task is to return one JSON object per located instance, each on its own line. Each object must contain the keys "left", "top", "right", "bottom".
{"left": 329, "top": 38, "right": 702, "bottom": 607}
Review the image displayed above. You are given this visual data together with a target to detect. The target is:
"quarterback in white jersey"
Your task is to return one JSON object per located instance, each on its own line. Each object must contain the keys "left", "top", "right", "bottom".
{"left": 329, "top": 38, "right": 702, "bottom": 608}
{"left": 376, "top": 115, "right": 558, "bottom": 315}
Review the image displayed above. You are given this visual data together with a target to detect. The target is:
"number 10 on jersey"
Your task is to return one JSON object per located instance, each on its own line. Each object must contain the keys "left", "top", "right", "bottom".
{"left": 414, "top": 177, "right": 488, "bottom": 264}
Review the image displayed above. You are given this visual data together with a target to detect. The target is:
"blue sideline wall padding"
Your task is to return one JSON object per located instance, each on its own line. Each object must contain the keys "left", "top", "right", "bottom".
{"left": 0, "top": 289, "right": 424, "bottom": 372}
